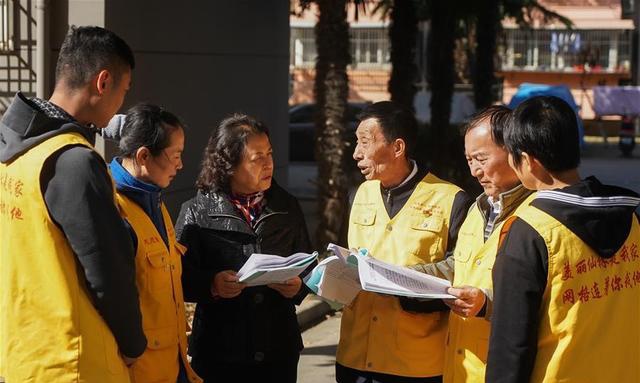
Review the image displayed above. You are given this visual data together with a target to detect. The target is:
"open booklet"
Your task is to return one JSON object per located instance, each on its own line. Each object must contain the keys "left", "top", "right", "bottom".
{"left": 237, "top": 251, "right": 318, "bottom": 286}
{"left": 305, "top": 243, "right": 453, "bottom": 306}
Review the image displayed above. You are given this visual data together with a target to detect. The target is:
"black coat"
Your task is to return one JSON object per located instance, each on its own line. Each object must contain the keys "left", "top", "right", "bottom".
{"left": 175, "top": 182, "right": 312, "bottom": 365}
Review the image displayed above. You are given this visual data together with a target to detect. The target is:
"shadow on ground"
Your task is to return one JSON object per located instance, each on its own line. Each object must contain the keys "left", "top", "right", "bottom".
{"left": 302, "top": 344, "right": 338, "bottom": 356}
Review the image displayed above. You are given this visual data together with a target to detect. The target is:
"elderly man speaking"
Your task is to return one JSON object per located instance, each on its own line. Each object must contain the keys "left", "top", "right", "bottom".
{"left": 336, "top": 101, "right": 472, "bottom": 383}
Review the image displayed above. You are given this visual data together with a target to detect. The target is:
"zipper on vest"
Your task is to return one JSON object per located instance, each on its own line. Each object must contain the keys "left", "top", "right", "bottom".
{"left": 384, "top": 188, "right": 392, "bottom": 207}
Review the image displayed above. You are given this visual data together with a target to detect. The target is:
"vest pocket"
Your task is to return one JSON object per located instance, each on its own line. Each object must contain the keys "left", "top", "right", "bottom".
{"left": 132, "top": 327, "right": 178, "bottom": 383}
{"left": 410, "top": 215, "right": 444, "bottom": 233}
{"left": 394, "top": 305, "right": 444, "bottom": 355}
{"left": 145, "top": 326, "right": 179, "bottom": 350}
{"left": 407, "top": 216, "right": 445, "bottom": 260}
{"left": 145, "top": 251, "right": 172, "bottom": 293}
{"left": 353, "top": 209, "right": 376, "bottom": 226}
{"left": 454, "top": 249, "right": 473, "bottom": 263}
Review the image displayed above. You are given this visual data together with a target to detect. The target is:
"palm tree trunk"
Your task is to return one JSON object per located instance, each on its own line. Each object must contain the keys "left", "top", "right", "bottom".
{"left": 314, "top": 0, "right": 351, "bottom": 248}
{"left": 427, "top": 1, "right": 456, "bottom": 174}
{"left": 473, "top": 0, "right": 499, "bottom": 109}
{"left": 388, "top": 0, "right": 418, "bottom": 111}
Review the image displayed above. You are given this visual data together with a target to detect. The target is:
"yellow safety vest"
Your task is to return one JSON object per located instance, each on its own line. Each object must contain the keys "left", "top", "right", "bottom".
{"left": 115, "top": 194, "right": 201, "bottom": 383}
{"left": 338, "top": 173, "right": 462, "bottom": 377}
{"left": 443, "top": 194, "right": 536, "bottom": 383}
{"left": 517, "top": 204, "right": 640, "bottom": 383}
{"left": 0, "top": 133, "right": 130, "bottom": 383}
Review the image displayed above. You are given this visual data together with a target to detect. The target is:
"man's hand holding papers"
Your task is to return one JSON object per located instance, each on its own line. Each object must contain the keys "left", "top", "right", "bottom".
{"left": 305, "top": 244, "right": 454, "bottom": 306}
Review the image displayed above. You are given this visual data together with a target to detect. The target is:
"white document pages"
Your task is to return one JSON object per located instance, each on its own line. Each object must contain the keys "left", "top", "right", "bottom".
{"left": 357, "top": 256, "right": 454, "bottom": 299}
{"left": 316, "top": 255, "right": 361, "bottom": 305}
{"left": 306, "top": 243, "right": 453, "bottom": 304}
{"left": 237, "top": 252, "right": 318, "bottom": 286}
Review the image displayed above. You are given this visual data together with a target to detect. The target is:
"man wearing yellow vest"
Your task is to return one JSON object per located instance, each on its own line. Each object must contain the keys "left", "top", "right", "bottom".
{"left": 0, "top": 26, "right": 146, "bottom": 382}
{"left": 486, "top": 96, "right": 640, "bottom": 382}
{"left": 336, "top": 101, "right": 473, "bottom": 383}
{"left": 410, "top": 105, "right": 534, "bottom": 383}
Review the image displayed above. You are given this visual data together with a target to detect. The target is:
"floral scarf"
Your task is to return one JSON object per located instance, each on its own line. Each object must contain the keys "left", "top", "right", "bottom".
{"left": 228, "top": 191, "right": 266, "bottom": 226}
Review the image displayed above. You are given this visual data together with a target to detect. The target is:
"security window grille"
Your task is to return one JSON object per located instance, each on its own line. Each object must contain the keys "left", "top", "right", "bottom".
{"left": 501, "top": 28, "right": 632, "bottom": 73}
{"left": 290, "top": 27, "right": 316, "bottom": 67}
{"left": 0, "top": 0, "right": 13, "bottom": 52}
{"left": 350, "top": 27, "right": 390, "bottom": 69}
{"left": 290, "top": 27, "right": 390, "bottom": 69}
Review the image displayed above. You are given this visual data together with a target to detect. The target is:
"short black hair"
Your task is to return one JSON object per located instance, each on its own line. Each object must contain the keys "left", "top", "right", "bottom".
{"left": 119, "top": 103, "right": 183, "bottom": 158}
{"left": 505, "top": 96, "right": 580, "bottom": 172}
{"left": 55, "top": 25, "right": 135, "bottom": 89}
{"left": 357, "top": 101, "right": 418, "bottom": 157}
{"left": 196, "top": 114, "right": 270, "bottom": 193}
{"left": 465, "top": 105, "right": 512, "bottom": 147}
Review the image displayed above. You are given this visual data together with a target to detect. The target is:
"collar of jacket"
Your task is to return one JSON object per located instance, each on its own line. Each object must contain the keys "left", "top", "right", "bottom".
{"left": 476, "top": 184, "right": 533, "bottom": 225}
{"left": 199, "top": 181, "right": 289, "bottom": 233}
{"left": 0, "top": 92, "right": 97, "bottom": 163}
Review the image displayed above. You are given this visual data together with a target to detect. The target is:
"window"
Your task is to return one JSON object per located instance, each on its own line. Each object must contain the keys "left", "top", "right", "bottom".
{"left": 500, "top": 29, "right": 632, "bottom": 73}
{"left": 350, "top": 28, "right": 390, "bottom": 69}
{"left": 0, "top": 0, "right": 14, "bottom": 52}
{"left": 290, "top": 27, "right": 316, "bottom": 67}
{"left": 290, "top": 27, "right": 391, "bottom": 69}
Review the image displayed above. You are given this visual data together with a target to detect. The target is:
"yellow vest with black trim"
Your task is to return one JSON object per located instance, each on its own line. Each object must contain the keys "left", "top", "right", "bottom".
{"left": 115, "top": 194, "right": 202, "bottom": 383}
{"left": 443, "top": 194, "right": 536, "bottom": 383}
{"left": 338, "top": 173, "right": 462, "bottom": 377}
{"left": 0, "top": 133, "right": 130, "bottom": 383}
{"left": 516, "top": 205, "right": 640, "bottom": 383}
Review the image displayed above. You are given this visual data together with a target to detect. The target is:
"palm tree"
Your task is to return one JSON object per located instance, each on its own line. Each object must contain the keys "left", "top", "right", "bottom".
{"left": 472, "top": 0, "right": 500, "bottom": 109}
{"left": 425, "top": 1, "right": 459, "bottom": 177}
{"left": 387, "top": 0, "right": 418, "bottom": 111}
{"left": 311, "top": 0, "right": 351, "bottom": 248}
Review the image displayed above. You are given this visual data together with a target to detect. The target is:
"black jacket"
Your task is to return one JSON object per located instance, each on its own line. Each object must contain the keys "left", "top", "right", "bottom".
{"left": 175, "top": 182, "right": 312, "bottom": 365}
{"left": 0, "top": 93, "right": 146, "bottom": 357}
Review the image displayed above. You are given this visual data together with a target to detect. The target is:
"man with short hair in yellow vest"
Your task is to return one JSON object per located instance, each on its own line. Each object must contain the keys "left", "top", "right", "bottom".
{"left": 0, "top": 27, "right": 146, "bottom": 382}
{"left": 336, "top": 101, "right": 473, "bottom": 383}
{"left": 484, "top": 96, "right": 640, "bottom": 383}
{"left": 410, "top": 105, "right": 534, "bottom": 383}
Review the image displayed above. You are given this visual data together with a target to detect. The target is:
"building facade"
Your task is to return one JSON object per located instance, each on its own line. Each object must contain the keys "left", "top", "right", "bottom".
{"left": 289, "top": 0, "right": 634, "bottom": 120}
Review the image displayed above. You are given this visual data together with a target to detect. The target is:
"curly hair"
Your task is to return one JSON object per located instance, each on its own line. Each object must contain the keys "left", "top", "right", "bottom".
{"left": 195, "top": 113, "right": 269, "bottom": 193}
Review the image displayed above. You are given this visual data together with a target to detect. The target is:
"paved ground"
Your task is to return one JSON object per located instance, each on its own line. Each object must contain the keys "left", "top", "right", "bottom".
{"left": 295, "top": 140, "right": 640, "bottom": 383}
{"left": 579, "top": 142, "right": 640, "bottom": 195}
{"left": 298, "top": 312, "right": 341, "bottom": 383}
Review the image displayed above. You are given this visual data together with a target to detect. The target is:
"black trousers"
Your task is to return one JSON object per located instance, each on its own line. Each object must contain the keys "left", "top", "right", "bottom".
{"left": 336, "top": 363, "right": 443, "bottom": 383}
{"left": 192, "top": 355, "right": 300, "bottom": 383}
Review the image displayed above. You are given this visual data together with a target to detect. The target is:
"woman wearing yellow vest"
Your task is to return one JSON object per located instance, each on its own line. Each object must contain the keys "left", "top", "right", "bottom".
{"left": 108, "top": 104, "right": 201, "bottom": 383}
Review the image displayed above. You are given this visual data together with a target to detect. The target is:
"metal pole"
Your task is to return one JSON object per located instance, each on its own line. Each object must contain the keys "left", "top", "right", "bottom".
{"left": 35, "top": 0, "right": 48, "bottom": 98}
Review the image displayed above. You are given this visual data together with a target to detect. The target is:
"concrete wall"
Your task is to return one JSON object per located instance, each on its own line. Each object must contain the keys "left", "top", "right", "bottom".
{"left": 50, "top": 0, "right": 290, "bottom": 217}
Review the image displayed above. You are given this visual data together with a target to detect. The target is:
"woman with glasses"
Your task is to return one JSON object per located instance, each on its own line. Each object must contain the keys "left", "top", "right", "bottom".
{"left": 109, "top": 103, "right": 201, "bottom": 383}
{"left": 175, "top": 113, "right": 312, "bottom": 383}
